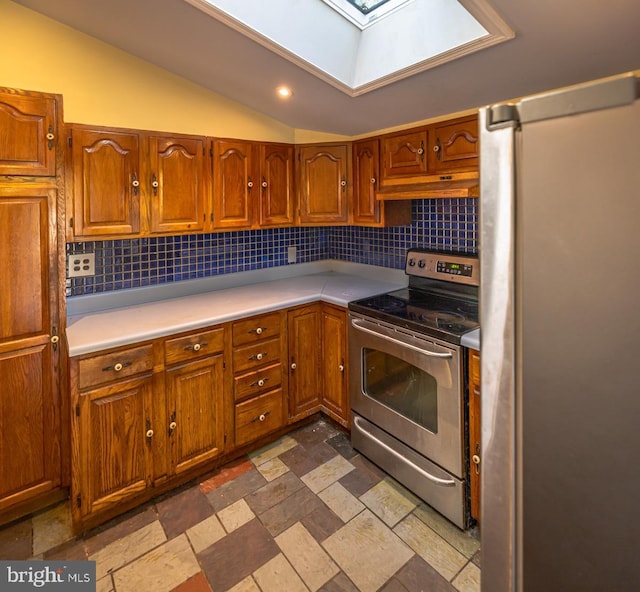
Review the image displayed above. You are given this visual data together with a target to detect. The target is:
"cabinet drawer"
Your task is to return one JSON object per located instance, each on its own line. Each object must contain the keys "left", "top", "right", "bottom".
{"left": 164, "top": 327, "right": 225, "bottom": 366}
{"left": 232, "top": 312, "right": 282, "bottom": 346}
{"left": 78, "top": 344, "right": 153, "bottom": 389}
{"left": 235, "top": 389, "right": 284, "bottom": 447}
{"left": 232, "top": 337, "right": 281, "bottom": 373}
{"left": 234, "top": 363, "right": 282, "bottom": 401}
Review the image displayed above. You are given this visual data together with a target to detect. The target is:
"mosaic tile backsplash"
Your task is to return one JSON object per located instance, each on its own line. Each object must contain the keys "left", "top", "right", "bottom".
{"left": 67, "top": 198, "right": 478, "bottom": 296}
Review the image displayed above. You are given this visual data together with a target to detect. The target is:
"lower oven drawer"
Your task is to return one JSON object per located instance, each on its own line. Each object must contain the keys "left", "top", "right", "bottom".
{"left": 351, "top": 413, "right": 467, "bottom": 529}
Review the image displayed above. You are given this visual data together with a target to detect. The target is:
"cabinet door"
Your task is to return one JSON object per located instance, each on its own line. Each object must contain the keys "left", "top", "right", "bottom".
{"left": 298, "top": 144, "right": 350, "bottom": 224}
{"left": 213, "top": 139, "right": 254, "bottom": 229}
{"left": 0, "top": 185, "right": 61, "bottom": 512}
{"left": 287, "top": 305, "right": 322, "bottom": 421}
{"left": 352, "top": 139, "right": 380, "bottom": 225}
{"left": 76, "top": 375, "right": 153, "bottom": 517}
{"left": 71, "top": 127, "right": 141, "bottom": 237}
{"left": 0, "top": 91, "right": 57, "bottom": 176}
{"left": 148, "top": 135, "right": 209, "bottom": 234}
{"left": 259, "top": 143, "right": 295, "bottom": 227}
{"left": 321, "top": 304, "right": 349, "bottom": 428}
{"left": 429, "top": 115, "right": 479, "bottom": 173}
{"left": 381, "top": 129, "right": 429, "bottom": 179}
{"left": 165, "top": 355, "right": 225, "bottom": 475}
{"left": 468, "top": 349, "right": 481, "bottom": 523}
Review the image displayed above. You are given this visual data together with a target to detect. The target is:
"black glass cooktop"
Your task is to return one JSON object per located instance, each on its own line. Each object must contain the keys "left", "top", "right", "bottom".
{"left": 349, "top": 287, "right": 479, "bottom": 344}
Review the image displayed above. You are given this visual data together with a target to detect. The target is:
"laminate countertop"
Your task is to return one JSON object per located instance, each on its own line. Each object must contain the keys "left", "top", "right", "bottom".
{"left": 66, "top": 269, "right": 406, "bottom": 357}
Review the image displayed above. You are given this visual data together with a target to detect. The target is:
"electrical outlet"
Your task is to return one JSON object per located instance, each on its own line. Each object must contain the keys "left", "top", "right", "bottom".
{"left": 68, "top": 253, "right": 95, "bottom": 277}
{"left": 287, "top": 246, "right": 297, "bottom": 263}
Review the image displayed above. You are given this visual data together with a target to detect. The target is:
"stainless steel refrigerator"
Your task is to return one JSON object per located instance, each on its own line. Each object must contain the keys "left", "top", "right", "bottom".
{"left": 479, "top": 73, "right": 640, "bottom": 592}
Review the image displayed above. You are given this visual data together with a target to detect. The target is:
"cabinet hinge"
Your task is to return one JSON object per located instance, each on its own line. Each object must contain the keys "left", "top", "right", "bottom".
{"left": 210, "top": 213, "right": 214, "bottom": 222}
{"left": 68, "top": 136, "right": 72, "bottom": 148}
{"left": 75, "top": 404, "right": 80, "bottom": 417}
{"left": 210, "top": 146, "right": 213, "bottom": 158}
{"left": 223, "top": 361, "right": 226, "bottom": 370}
{"left": 224, "top": 434, "right": 227, "bottom": 444}
{"left": 76, "top": 494, "right": 81, "bottom": 508}
{"left": 69, "top": 217, "right": 74, "bottom": 228}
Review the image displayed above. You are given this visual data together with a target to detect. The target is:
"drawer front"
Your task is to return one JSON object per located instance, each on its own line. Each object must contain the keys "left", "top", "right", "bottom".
{"left": 165, "top": 327, "right": 225, "bottom": 366}
{"left": 232, "top": 337, "right": 281, "bottom": 373}
{"left": 232, "top": 312, "right": 282, "bottom": 346}
{"left": 78, "top": 344, "right": 153, "bottom": 389}
{"left": 235, "top": 389, "right": 284, "bottom": 447}
{"left": 234, "top": 363, "right": 282, "bottom": 402}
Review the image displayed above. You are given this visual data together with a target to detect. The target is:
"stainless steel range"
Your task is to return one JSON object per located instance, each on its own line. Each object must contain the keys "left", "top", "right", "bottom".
{"left": 348, "top": 248, "right": 479, "bottom": 529}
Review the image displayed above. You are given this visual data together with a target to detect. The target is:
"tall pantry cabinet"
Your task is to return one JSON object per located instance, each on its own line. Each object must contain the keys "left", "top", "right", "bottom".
{"left": 0, "top": 88, "right": 67, "bottom": 523}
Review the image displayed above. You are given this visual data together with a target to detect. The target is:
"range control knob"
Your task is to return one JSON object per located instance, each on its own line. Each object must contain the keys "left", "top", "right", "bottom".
{"left": 408, "top": 258, "right": 416, "bottom": 267}
{"left": 418, "top": 259, "right": 426, "bottom": 269}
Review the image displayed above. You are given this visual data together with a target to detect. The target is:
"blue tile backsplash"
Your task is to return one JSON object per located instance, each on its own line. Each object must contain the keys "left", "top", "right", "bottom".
{"left": 67, "top": 198, "right": 478, "bottom": 296}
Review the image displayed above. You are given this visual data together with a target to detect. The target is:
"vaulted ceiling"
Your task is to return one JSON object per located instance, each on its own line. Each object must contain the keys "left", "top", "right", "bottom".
{"left": 13, "top": 0, "right": 640, "bottom": 136}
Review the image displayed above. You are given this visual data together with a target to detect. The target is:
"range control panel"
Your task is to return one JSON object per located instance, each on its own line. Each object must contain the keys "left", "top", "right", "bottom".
{"left": 405, "top": 249, "right": 480, "bottom": 286}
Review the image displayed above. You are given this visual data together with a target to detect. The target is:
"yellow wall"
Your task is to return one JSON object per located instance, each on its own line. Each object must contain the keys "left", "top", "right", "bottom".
{"left": 0, "top": 0, "right": 475, "bottom": 143}
{"left": 0, "top": 0, "right": 304, "bottom": 142}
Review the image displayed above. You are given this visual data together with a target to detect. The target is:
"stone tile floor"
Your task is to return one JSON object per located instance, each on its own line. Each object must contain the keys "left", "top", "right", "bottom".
{"left": 0, "top": 418, "right": 480, "bottom": 592}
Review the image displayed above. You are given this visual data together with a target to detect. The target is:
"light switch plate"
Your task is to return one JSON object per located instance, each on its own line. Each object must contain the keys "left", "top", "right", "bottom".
{"left": 68, "top": 253, "right": 95, "bottom": 277}
{"left": 287, "top": 246, "right": 297, "bottom": 263}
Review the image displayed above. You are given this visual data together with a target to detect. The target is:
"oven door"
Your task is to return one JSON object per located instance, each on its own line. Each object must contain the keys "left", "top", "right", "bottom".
{"left": 349, "top": 312, "right": 465, "bottom": 479}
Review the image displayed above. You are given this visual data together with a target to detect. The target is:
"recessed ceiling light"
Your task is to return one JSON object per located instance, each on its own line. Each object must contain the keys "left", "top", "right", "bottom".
{"left": 276, "top": 86, "right": 293, "bottom": 99}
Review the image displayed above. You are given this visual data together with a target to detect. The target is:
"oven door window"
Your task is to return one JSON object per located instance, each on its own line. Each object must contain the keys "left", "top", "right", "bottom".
{"left": 362, "top": 348, "right": 438, "bottom": 433}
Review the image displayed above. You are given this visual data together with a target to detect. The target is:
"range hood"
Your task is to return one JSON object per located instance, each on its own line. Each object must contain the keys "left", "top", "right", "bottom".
{"left": 376, "top": 171, "right": 479, "bottom": 200}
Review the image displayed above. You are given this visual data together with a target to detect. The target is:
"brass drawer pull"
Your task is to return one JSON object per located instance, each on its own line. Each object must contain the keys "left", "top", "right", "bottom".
{"left": 250, "top": 352, "right": 268, "bottom": 361}
{"left": 250, "top": 377, "right": 269, "bottom": 388}
{"left": 102, "top": 361, "right": 132, "bottom": 372}
{"left": 251, "top": 410, "right": 271, "bottom": 423}
{"left": 249, "top": 327, "right": 266, "bottom": 335}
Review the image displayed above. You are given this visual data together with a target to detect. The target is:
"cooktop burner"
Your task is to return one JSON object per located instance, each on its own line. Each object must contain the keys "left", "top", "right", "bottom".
{"left": 348, "top": 249, "right": 479, "bottom": 344}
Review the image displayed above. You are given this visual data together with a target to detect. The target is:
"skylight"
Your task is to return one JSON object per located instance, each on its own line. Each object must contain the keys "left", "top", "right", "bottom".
{"left": 186, "top": 0, "right": 514, "bottom": 96}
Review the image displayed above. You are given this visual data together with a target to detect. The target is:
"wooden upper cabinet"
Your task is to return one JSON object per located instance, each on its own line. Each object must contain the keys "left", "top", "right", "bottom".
{"left": 381, "top": 129, "right": 429, "bottom": 180}
{"left": 213, "top": 139, "right": 254, "bottom": 229}
{"left": 379, "top": 114, "right": 479, "bottom": 187}
{"left": 147, "top": 134, "right": 209, "bottom": 234}
{"left": 0, "top": 91, "right": 57, "bottom": 177}
{"left": 0, "top": 184, "right": 61, "bottom": 512}
{"left": 352, "top": 139, "right": 380, "bottom": 224}
{"left": 297, "top": 144, "right": 350, "bottom": 225}
{"left": 352, "top": 139, "right": 412, "bottom": 227}
{"left": 429, "top": 115, "right": 479, "bottom": 173}
{"left": 258, "top": 143, "right": 295, "bottom": 227}
{"left": 70, "top": 126, "right": 141, "bottom": 237}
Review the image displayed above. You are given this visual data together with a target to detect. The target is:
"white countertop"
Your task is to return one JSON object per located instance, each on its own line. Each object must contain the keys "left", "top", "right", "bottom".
{"left": 66, "top": 266, "right": 407, "bottom": 357}
{"left": 460, "top": 328, "right": 480, "bottom": 351}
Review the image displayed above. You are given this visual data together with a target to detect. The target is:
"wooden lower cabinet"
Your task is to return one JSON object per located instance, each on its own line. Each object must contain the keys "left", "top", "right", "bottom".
{"left": 231, "top": 311, "right": 287, "bottom": 448}
{"left": 75, "top": 375, "right": 153, "bottom": 517}
{"left": 320, "top": 304, "right": 349, "bottom": 428}
{"left": 165, "top": 354, "right": 226, "bottom": 476}
{"left": 468, "top": 348, "right": 481, "bottom": 524}
{"left": 0, "top": 183, "right": 65, "bottom": 522}
{"left": 70, "top": 303, "right": 350, "bottom": 530}
{"left": 288, "top": 305, "right": 323, "bottom": 421}
{"left": 288, "top": 303, "right": 350, "bottom": 427}
{"left": 71, "top": 326, "right": 229, "bottom": 529}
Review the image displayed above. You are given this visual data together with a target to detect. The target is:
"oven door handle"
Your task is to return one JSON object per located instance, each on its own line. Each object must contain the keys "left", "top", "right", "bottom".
{"left": 351, "top": 319, "right": 453, "bottom": 359}
{"left": 353, "top": 417, "right": 456, "bottom": 487}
